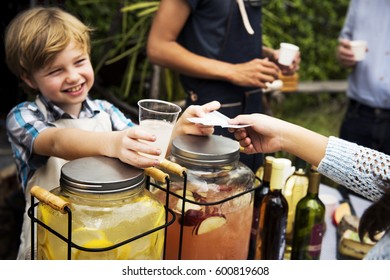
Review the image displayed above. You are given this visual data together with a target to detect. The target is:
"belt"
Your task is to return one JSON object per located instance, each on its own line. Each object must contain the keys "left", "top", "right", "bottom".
{"left": 188, "top": 89, "right": 262, "bottom": 108}
{"left": 349, "top": 99, "right": 390, "bottom": 117}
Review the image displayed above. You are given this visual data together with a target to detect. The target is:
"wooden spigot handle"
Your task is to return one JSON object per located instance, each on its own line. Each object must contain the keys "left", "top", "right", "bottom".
{"left": 144, "top": 167, "right": 169, "bottom": 183}
{"left": 30, "top": 185, "right": 70, "bottom": 214}
{"left": 159, "top": 159, "right": 186, "bottom": 177}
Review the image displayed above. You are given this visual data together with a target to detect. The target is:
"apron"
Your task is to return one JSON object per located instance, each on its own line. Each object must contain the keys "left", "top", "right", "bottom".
{"left": 180, "top": 1, "right": 263, "bottom": 172}
{"left": 182, "top": 0, "right": 262, "bottom": 107}
{"left": 17, "top": 97, "right": 113, "bottom": 259}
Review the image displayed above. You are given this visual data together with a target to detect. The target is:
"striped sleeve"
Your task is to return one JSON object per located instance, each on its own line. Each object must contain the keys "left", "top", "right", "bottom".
{"left": 6, "top": 102, "right": 51, "bottom": 190}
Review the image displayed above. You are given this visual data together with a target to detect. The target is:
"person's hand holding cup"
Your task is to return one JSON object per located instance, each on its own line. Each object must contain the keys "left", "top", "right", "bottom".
{"left": 350, "top": 40, "right": 367, "bottom": 61}
{"left": 137, "top": 99, "right": 182, "bottom": 163}
{"left": 277, "top": 42, "right": 300, "bottom": 75}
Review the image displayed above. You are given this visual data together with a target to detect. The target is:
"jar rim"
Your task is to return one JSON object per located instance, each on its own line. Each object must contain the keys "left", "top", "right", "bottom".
{"left": 60, "top": 156, "right": 145, "bottom": 194}
{"left": 171, "top": 135, "right": 240, "bottom": 165}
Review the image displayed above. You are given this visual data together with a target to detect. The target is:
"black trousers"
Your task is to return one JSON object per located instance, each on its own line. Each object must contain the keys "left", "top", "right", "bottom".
{"left": 340, "top": 99, "right": 390, "bottom": 155}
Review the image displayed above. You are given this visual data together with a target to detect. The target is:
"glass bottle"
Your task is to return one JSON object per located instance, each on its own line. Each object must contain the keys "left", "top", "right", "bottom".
{"left": 283, "top": 157, "right": 309, "bottom": 250}
{"left": 291, "top": 166, "right": 326, "bottom": 260}
{"left": 248, "top": 156, "right": 274, "bottom": 260}
{"left": 258, "top": 158, "right": 293, "bottom": 260}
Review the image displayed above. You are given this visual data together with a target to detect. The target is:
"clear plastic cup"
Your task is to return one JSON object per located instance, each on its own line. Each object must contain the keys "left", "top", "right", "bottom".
{"left": 137, "top": 99, "right": 182, "bottom": 162}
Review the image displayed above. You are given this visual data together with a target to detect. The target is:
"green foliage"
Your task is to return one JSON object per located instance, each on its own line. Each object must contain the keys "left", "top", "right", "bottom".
{"left": 262, "top": 0, "right": 351, "bottom": 81}
{"left": 64, "top": 0, "right": 352, "bottom": 126}
{"left": 272, "top": 92, "right": 347, "bottom": 136}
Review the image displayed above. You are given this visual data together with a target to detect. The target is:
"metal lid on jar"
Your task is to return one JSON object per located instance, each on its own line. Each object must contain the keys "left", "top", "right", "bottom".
{"left": 171, "top": 135, "right": 240, "bottom": 165}
{"left": 60, "top": 156, "right": 145, "bottom": 193}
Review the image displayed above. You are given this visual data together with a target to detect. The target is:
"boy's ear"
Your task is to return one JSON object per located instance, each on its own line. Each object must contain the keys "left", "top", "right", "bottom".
{"left": 21, "top": 74, "right": 37, "bottom": 90}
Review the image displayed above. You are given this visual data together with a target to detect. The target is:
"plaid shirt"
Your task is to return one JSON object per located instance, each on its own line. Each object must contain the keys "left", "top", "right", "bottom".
{"left": 6, "top": 95, "right": 135, "bottom": 191}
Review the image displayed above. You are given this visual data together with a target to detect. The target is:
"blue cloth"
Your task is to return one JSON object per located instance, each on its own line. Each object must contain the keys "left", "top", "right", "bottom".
{"left": 6, "top": 95, "right": 135, "bottom": 190}
{"left": 340, "top": 0, "right": 390, "bottom": 109}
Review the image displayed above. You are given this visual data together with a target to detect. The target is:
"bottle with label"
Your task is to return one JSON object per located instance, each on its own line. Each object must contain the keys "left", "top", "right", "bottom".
{"left": 291, "top": 166, "right": 326, "bottom": 260}
{"left": 258, "top": 158, "right": 294, "bottom": 260}
{"left": 248, "top": 156, "right": 274, "bottom": 260}
{"left": 283, "top": 157, "right": 309, "bottom": 252}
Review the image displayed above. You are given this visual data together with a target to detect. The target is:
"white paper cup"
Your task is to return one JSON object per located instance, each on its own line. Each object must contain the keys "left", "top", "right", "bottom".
{"left": 138, "top": 99, "right": 182, "bottom": 162}
{"left": 350, "top": 40, "right": 367, "bottom": 61}
{"left": 278, "top": 43, "right": 299, "bottom": 66}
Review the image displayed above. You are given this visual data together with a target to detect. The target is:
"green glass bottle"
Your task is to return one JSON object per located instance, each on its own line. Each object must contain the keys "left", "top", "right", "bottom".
{"left": 291, "top": 167, "right": 325, "bottom": 260}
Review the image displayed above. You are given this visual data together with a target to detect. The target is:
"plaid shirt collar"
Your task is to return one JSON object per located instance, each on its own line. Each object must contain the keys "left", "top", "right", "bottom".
{"left": 37, "top": 94, "right": 101, "bottom": 121}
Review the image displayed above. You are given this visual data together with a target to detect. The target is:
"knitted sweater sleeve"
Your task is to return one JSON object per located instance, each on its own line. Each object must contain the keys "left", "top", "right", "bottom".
{"left": 317, "top": 136, "right": 390, "bottom": 201}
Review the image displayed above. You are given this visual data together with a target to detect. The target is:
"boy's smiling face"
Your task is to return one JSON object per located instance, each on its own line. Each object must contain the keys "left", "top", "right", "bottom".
{"left": 23, "top": 41, "right": 94, "bottom": 117}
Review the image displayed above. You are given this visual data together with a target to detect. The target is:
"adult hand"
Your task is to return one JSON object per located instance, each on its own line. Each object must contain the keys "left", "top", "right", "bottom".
{"left": 173, "top": 100, "right": 221, "bottom": 137}
{"left": 336, "top": 38, "right": 357, "bottom": 67}
{"left": 274, "top": 49, "right": 301, "bottom": 75}
{"left": 228, "top": 113, "right": 284, "bottom": 154}
{"left": 229, "top": 58, "right": 280, "bottom": 88}
{"left": 228, "top": 113, "right": 328, "bottom": 167}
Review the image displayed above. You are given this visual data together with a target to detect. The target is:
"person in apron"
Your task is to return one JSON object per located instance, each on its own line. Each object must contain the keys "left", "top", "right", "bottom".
{"left": 147, "top": 0, "right": 300, "bottom": 172}
{"left": 4, "top": 6, "right": 221, "bottom": 259}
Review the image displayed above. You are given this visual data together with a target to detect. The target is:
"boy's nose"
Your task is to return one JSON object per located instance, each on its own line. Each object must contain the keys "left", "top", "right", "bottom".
{"left": 65, "top": 71, "right": 80, "bottom": 83}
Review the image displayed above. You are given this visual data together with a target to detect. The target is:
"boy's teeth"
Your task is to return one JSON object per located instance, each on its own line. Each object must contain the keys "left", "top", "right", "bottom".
{"left": 67, "top": 85, "right": 81, "bottom": 92}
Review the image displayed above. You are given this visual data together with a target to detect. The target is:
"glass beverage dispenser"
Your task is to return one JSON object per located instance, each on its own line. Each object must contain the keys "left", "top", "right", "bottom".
{"left": 32, "top": 156, "right": 167, "bottom": 260}
{"left": 153, "top": 135, "right": 256, "bottom": 260}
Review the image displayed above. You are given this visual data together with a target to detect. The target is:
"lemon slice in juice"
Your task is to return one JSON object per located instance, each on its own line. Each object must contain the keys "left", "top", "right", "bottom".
{"left": 72, "top": 228, "right": 118, "bottom": 260}
{"left": 74, "top": 239, "right": 117, "bottom": 260}
{"left": 72, "top": 227, "right": 107, "bottom": 245}
{"left": 37, "top": 203, "right": 51, "bottom": 245}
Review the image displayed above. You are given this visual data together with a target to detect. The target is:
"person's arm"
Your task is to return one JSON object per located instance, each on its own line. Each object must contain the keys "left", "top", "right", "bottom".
{"left": 147, "top": 0, "right": 279, "bottom": 88}
{"left": 336, "top": 0, "right": 357, "bottom": 68}
{"left": 33, "top": 126, "right": 161, "bottom": 168}
{"left": 228, "top": 113, "right": 328, "bottom": 167}
{"left": 33, "top": 101, "right": 221, "bottom": 168}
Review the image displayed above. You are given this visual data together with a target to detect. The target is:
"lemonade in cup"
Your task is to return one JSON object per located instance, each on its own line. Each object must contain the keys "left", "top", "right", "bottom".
{"left": 138, "top": 99, "right": 182, "bottom": 163}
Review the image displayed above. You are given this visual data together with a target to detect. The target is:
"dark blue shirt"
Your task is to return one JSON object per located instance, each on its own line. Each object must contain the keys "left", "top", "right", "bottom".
{"left": 179, "top": 0, "right": 263, "bottom": 105}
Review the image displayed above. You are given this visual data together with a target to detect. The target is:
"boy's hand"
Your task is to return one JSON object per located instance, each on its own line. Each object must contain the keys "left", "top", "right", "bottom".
{"left": 111, "top": 126, "right": 161, "bottom": 168}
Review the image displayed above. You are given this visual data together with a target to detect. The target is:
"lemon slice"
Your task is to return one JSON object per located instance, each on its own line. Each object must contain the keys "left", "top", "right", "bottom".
{"left": 74, "top": 239, "right": 117, "bottom": 260}
{"left": 117, "top": 243, "right": 132, "bottom": 260}
{"left": 154, "top": 206, "right": 166, "bottom": 227}
{"left": 72, "top": 227, "right": 107, "bottom": 245}
{"left": 37, "top": 203, "right": 52, "bottom": 245}
{"left": 196, "top": 216, "right": 227, "bottom": 235}
{"left": 71, "top": 227, "right": 118, "bottom": 260}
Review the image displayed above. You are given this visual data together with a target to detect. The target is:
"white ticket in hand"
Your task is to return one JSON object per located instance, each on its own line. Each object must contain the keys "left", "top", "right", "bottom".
{"left": 264, "top": 79, "right": 283, "bottom": 92}
{"left": 187, "top": 111, "right": 252, "bottom": 128}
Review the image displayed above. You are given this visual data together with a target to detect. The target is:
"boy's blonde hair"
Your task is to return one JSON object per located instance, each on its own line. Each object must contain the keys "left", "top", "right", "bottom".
{"left": 5, "top": 6, "right": 93, "bottom": 88}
